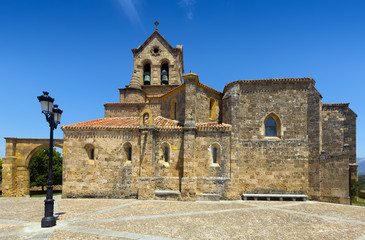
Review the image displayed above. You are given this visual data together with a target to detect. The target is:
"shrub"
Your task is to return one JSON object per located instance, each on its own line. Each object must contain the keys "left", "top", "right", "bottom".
{"left": 351, "top": 179, "right": 361, "bottom": 200}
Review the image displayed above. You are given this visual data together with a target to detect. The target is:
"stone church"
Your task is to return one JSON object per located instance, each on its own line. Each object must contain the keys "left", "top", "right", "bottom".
{"left": 61, "top": 24, "right": 357, "bottom": 204}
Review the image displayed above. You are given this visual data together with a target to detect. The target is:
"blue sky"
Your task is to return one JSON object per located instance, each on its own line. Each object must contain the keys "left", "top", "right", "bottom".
{"left": 0, "top": 0, "right": 364, "bottom": 158}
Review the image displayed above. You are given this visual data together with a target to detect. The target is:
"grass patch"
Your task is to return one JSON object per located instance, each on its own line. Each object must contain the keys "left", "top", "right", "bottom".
{"left": 352, "top": 197, "right": 365, "bottom": 207}
{"left": 31, "top": 192, "right": 62, "bottom": 198}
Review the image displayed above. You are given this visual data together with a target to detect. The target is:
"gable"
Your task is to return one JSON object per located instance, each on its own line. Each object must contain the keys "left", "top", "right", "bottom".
{"left": 132, "top": 31, "right": 177, "bottom": 56}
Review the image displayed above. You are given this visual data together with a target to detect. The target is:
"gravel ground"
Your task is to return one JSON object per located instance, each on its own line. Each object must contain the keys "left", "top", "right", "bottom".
{"left": 0, "top": 196, "right": 364, "bottom": 240}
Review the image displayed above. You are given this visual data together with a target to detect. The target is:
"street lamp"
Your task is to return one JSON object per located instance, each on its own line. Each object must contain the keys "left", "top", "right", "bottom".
{"left": 37, "top": 91, "right": 63, "bottom": 228}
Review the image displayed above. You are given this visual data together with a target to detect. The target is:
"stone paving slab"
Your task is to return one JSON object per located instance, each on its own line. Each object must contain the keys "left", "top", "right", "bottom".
{"left": 79, "top": 201, "right": 251, "bottom": 222}
{"left": 57, "top": 199, "right": 134, "bottom": 220}
{"left": 0, "top": 196, "right": 364, "bottom": 240}
{"left": 281, "top": 202, "right": 365, "bottom": 222}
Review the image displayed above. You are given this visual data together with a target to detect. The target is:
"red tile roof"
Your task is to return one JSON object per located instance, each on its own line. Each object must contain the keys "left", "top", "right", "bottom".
{"left": 61, "top": 117, "right": 140, "bottom": 130}
{"left": 61, "top": 116, "right": 231, "bottom": 131}
{"left": 154, "top": 116, "right": 183, "bottom": 130}
{"left": 196, "top": 122, "right": 231, "bottom": 131}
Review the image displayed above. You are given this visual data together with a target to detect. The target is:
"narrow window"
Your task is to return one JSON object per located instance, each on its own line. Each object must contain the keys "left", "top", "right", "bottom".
{"left": 85, "top": 144, "right": 95, "bottom": 160}
{"left": 143, "top": 64, "right": 151, "bottom": 85}
{"left": 265, "top": 117, "right": 277, "bottom": 137}
{"left": 209, "top": 98, "right": 215, "bottom": 119}
{"left": 127, "top": 147, "right": 132, "bottom": 161}
{"left": 213, "top": 147, "right": 217, "bottom": 164}
{"left": 164, "top": 146, "right": 169, "bottom": 163}
{"left": 90, "top": 149, "right": 94, "bottom": 160}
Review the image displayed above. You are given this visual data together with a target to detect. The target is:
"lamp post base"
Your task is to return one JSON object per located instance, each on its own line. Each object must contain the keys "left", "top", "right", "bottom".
{"left": 41, "top": 216, "right": 56, "bottom": 228}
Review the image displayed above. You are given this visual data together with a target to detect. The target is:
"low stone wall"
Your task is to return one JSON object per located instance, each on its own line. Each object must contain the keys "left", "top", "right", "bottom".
{"left": 29, "top": 185, "right": 62, "bottom": 191}
{"left": 359, "top": 190, "right": 365, "bottom": 199}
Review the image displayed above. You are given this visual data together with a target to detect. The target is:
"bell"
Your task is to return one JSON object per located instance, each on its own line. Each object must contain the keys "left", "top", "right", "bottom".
{"left": 144, "top": 73, "right": 150, "bottom": 85}
{"left": 161, "top": 72, "right": 168, "bottom": 85}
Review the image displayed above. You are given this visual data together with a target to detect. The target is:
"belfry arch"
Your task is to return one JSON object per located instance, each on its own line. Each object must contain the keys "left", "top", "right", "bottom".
{"left": 2, "top": 138, "right": 64, "bottom": 197}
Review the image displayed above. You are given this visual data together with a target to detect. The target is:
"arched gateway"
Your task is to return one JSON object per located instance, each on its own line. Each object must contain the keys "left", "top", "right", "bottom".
{"left": 2, "top": 138, "right": 64, "bottom": 197}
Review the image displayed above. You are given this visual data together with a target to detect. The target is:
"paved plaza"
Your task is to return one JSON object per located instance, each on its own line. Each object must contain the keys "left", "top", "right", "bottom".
{"left": 0, "top": 196, "right": 365, "bottom": 239}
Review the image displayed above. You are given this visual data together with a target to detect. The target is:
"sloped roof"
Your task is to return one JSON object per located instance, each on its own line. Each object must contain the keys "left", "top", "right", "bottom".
{"left": 196, "top": 122, "right": 231, "bottom": 131}
{"left": 61, "top": 116, "right": 231, "bottom": 131}
{"left": 61, "top": 118, "right": 140, "bottom": 130}
{"left": 154, "top": 116, "right": 183, "bottom": 130}
{"left": 131, "top": 30, "right": 180, "bottom": 56}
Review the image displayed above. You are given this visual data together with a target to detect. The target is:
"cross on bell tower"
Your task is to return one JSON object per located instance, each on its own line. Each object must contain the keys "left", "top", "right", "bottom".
{"left": 154, "top": 21, "right": 159, "bottom": 31}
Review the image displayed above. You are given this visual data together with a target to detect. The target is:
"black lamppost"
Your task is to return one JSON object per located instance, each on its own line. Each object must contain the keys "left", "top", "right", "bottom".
{"left": 37, "top": 91, "right": 63, "bottom": 228}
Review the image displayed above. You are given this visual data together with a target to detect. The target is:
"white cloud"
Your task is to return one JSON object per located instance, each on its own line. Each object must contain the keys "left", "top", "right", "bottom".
{"left": 118, "top": 0, "right": 142, "bottom": 26}
{"left": 179, "top": 0, "right": 195, "bottom": 20}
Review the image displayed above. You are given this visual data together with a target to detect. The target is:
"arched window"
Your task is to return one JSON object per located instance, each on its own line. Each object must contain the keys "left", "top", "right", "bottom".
{"left": 170, "top": 98, "right": 177, "bottom": 120}
{"left": 210, "top": 143, "right": 220, "bottom": 165}
{"left": 143, "top": 63, "right": 151, "bottom": 85}
{"left": 213, "top": 147, "right": 218, "bottom": 164}
{"left": 209, "top": 98, "right": 216, "bottom": 119}
{"left": 164, "top": 146, "right": 169, "bottom": 163}
{"left": 161, "top": 63, "right": 169, "bottom": 85}
{"left": 143, "top": 113, "right": 150, "bottom": 125}
{"left": 265, "top": 116, "right": 278, "bottom": 137}
{"left": 123, "top": 142, "right": 132, "bottom": 162}
{"left": 161, "top": 143, "right": 170, "bottom": 164}
{"left": 84, "top": 144, "right": 95, "bottom": 160}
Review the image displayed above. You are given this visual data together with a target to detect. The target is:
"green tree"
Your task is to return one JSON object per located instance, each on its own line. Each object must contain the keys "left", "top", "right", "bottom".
{"left": 351, "top": 179, "right": 361, "bottom": 201}
{"left": 30, "top": 148, "right": 62, "bottom": 191}
{"left": 359, "top": 175, "right": 365, "bottom": 190}
{"left": 0, "top": 158, "right": 2, "bottom": 182}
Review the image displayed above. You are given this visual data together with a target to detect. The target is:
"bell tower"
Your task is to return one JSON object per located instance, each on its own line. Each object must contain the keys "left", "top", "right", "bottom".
{"left": 128, "top": 22, "right": 184, "bottom": 89}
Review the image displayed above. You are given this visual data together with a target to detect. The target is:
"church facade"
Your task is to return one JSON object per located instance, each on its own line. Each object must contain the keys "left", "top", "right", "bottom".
{"left": 61, "top": 26, "right": 357, "bottom": 204}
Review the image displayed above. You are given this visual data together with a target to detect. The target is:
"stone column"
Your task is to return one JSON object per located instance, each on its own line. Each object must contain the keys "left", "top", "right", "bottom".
{"left": 16, "top": 166, "right": 30, "bottom": 197}
{"left": 225, "top": 84, "right": 241, "bottom": 199}
{"left": 2, "top": 138, "right": 17, "bottom": 197}
{"left": 2, "top": 156, "right": 17, "bottom": 197}
{"left": 181, "top": 72, "right": 198, "bottom": 200}
{"left": 138, "top": 127, "right": 156, "bottom": 199}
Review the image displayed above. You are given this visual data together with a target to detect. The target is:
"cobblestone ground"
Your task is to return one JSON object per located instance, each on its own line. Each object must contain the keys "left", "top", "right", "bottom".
{"left": 0, "top": 196, "right": 365, "bottom": 239}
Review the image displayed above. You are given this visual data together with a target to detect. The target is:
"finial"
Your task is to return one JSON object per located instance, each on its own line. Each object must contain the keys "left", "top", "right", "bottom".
{"left": 154, "top": 21, "right": 159, "bottom": 31}
{"left": 189, "top": 70, "right": 192, "bottom": 73}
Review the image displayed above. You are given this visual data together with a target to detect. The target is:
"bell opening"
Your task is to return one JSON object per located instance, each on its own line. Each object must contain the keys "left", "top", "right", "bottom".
{"left": 161, "top": 63, "right": 169, "bottom": 85}
{"left": 143, "top": 63, "right": 151, "bottom": 85}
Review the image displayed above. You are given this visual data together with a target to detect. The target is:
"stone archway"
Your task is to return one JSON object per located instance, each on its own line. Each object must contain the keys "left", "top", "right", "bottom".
{"left": 2, "top": 138, "right": 64, "bottom": 197}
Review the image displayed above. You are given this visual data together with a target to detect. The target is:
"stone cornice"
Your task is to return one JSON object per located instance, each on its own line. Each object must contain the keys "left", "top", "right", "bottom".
{"left": 147, "top": 84, "right": 185, "bottom": 100}
{"left": 223, "top": 78, "right": 316, "bottom": 93}
{"left": 322, "top": 103, "right": 357, "bottom": 117}
{"left": 104, "top": 102, "right": 146, "bottom": 107}
{"left": 197, "top": 82, "right": 223, "bottom": 97}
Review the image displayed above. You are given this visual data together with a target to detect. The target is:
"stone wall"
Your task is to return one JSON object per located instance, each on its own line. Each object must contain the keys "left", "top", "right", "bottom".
{"left": 319, "top": 151, "right": 350, "bottom": 204}
{"left": 119, "top": 88, "right": 146, "bottom": 103}
{"left": 104, "top": 103, "right": 146, "bottom": 118}
{"left": 195, "top": 86, "right": 221, "bottom": 123}
{"left": 62, "top": 130, "right": 138, "bottom": 198}
{"left": 160, "top": 88, "right": 185, "bottom": 122}
{"left": 322, "top": 104, "right": 357, "bottom": 164}
{"left": 224, "top": 79, "right": 317, "bottom": 199}
{"left": 195, "top": 131, "right": 231, "bottom": 199}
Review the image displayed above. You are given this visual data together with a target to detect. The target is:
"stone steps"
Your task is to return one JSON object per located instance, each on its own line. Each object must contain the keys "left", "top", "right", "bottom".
{"left": 242, "top": 194, "right": 307, "bottom": 201}
{"left": 154, "top": 190, "right": 181, "bottom": 200}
